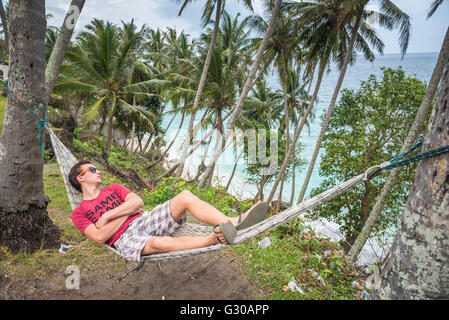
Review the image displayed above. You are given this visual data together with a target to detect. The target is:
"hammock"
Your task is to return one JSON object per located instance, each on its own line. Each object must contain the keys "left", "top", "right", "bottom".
{"left": 48, "top": 126, "right": 390, "bottom": 262}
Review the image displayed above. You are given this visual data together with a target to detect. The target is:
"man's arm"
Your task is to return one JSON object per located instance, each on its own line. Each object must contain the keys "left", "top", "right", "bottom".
{"left": 84, "top": 215, "right": 129, "bottom": 245}
{"left": 95, "top": 192, "right": 144, "bottom": 229}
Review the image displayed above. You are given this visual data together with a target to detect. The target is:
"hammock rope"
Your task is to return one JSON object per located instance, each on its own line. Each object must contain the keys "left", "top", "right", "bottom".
{"left": 44, "top": 125, "right": 449, "bottom": 262}
{"left": 4, "top": 82, "right": 49, "bottom": 154}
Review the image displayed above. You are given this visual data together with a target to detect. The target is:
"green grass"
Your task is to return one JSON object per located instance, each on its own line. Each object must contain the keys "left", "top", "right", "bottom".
{"left": 230, "top": 219, "right": 361, "bottom": 300}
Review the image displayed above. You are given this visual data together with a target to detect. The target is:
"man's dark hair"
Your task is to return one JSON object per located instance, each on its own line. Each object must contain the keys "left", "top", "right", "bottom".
{"left": 68, "top": 160, "right": 92, "bottom": 193}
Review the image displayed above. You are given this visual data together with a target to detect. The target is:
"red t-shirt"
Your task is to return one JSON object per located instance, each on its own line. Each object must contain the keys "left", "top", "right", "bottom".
{"left": 71, "top": 183, "right": 143, "bottom": 246}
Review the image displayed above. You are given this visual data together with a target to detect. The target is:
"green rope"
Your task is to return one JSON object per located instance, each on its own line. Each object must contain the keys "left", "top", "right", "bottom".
{"left": 385, "top": 139, "right": 449, "bottom": 170}
{"left": 4, "top": 82, "right": 48, "bottom": 155}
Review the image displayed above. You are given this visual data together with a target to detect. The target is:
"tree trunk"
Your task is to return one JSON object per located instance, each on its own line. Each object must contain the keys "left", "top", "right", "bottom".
{"left": 266, "top": 63, "right": 326, "bottom": 204}
{"left": 45, "top": 0, "right": 85, "bottom": 96}
{"left": 289, "top": 148, "right": 296, "bottom": 206}
{"left": 297, "top": 10, "right": 364, "bottom": 204}
{"left": 348, "top": 27, "right": 449, "bottom": 262}
{"left": 0, "top": 0, "right": 60, "bottom": 253}
{"left": 103, "top": 111, "right": 114, "bottom": 160}
{"left": 147, "top": 111, "right": 185, "bottom": 170}
{"left": 177, "top": 0, "right": 222, "bottom": 177}
{"left": 226, "top": 148, "right": 244, "bottom": 192}
{"left": 197, "top": 0, "right": 282, "bottom": 189}
{"left": 128, "top": 121, "right": 135, "bottom": 158}
{"left": 0, "top": 0, "right": 8, "bottom": 50}
{"left": 371, "top": 60, "right": 449, "bottom": 300}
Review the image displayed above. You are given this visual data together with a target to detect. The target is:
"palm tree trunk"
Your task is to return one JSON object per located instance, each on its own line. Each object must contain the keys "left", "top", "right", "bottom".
{"left": 266, "top": 62, "right": 326, "bottom": 205}
{"left": 197, "top": 0, "right": 282, "bottom": 189}
{"left": 296, "top": 10, "right": 364, "bottom": 204}
{"left": 372, "top": 59, "right": 449, "bottom": 300}
{"left": 128, "top": 121, "right": 135, "bottom": 158}
{"left": 0, "top": 0, "right": 8, "bottom": 50}
{"left": 289, "top": 148, "right": 296, "bottom": 206}
{"left": 45, "top": 0, "right": 85, "bottom": 96}
{"left": 147, "top": 111, "right": 185, "bottom": 170}
{"left": 348, "top": 27, "right": 449, "bottom": 262}
{"left": 226, "top": 148, "right": 244, "bottom": 192}
{"left": 141, "top": 131, "right": 153, "bottom": 155}
{"left": 176, "top": 0, "right": 222, "bottom": 177}
{"left": 104, "top": 111, "right": 114, "bottom": 160}
{"left": 0, "top": 0, "right": 60, "bottom": 253}
{"left": 254, "top": 175, "right": 269, "bottom": 202}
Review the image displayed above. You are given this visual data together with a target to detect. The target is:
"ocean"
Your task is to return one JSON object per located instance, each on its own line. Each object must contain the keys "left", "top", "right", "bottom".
{"left": 161, "top": 52, "right": 439, "bottom": 203}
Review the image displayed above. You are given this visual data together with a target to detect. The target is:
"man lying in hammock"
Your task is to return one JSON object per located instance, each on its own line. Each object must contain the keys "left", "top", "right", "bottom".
{"left": 68, "top": 160, "right": 268, "bottom": 262}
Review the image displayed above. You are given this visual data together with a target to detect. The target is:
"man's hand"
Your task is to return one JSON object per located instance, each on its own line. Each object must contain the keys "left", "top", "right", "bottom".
{"left": 95, "top": 213, "right": 110, "bottom": 229}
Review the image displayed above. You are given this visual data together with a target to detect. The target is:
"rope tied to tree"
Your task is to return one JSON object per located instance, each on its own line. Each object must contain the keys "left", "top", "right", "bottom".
{"left": 4, "top": 81, "right": 49, "bottom": 155}
{"left": 385, "top": 140, "right": 449, "bottom": 170}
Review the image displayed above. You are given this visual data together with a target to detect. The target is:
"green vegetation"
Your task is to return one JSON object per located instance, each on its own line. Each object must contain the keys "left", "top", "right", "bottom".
{"left": 309, "top": 67, "right": 429, "bottom": 250}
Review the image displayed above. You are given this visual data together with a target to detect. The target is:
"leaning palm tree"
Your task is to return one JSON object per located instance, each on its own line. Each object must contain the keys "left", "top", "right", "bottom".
{"left": 46, "top": 0, "right": 86, "bottom": 96}
{"left": 296, "top": 0, "right": 412, "bottom": 204}
{"left": 266, "top": 0, "right": 372, "bottom": 205}
{"left": 174, "top": 0, "right": 254, "bottom": 178}
{"left": 197, "top": 0, "right": 282, "bottom": 189}
{"left": 348, "top": 1, "right": 449, "bottom": 262}
{"left": 54, "top": 19, "right": 165, "bottom": 160}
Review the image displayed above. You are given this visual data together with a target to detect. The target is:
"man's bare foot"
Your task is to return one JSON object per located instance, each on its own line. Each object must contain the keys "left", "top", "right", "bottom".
{"left": 211, "top": 228, "right": 228, "bottom": 245}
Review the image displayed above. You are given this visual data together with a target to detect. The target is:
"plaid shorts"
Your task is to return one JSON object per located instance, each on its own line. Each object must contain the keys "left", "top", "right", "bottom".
{"left": 112, "top": 199, "right": 187, "bottom": 262}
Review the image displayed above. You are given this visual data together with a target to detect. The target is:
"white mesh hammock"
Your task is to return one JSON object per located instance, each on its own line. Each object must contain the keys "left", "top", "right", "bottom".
{"left": 48, "top": 127, "right": 389, "bottom": 262}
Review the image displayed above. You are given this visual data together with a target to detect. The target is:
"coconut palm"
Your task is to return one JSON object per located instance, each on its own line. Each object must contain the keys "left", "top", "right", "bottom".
{"left": 295, "top": 0, "right": 411, "bottom": 204}
{"left": 46, "top": 0, "right": 86, "bottom": 96}
{"left": 197, "top": 0, "right": 282, "bottom": 189}
{"left": 174, "top": 0, "right": 254, "bottom": 178}
{"left": 54, "top": 19, "right": 165, "bottom": 160}
{"left": 0, "top": 0, "right": 60, "bottom": 253}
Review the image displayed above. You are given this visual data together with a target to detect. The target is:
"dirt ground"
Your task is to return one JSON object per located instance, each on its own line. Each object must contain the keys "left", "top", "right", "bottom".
{"left": 0, "top": 250, "right": 261, "bottom": 300}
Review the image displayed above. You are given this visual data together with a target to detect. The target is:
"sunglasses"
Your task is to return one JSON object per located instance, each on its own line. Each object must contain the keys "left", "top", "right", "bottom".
{"left": 77, "top": 166, "right": 100, "bottom": 177}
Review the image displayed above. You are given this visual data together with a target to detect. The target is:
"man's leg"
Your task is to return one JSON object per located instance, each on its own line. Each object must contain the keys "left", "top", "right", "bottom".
{"left": 141, "top": 233, "right": 219, "bottom": 255}
{"left": 169, "top": 190, "right": 251, "bottom": 226}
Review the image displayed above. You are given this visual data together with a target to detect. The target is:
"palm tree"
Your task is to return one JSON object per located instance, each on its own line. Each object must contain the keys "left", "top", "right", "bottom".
{"left": 46, "top": 0, "right": 86, "bottom": 96}
{"left": 266, "top": 0, "right": 366, "bottom": 205}
{"left": 197, "top": 0, "right": 282, "bottom": 189}
{"left": 296, "top": 0, "right": 412, "bottom": 204}
{"left": 174, "top": 0, "right": 254, "bottom": 178}
{"left": 348, "top": 1, "right": 449, "bottom": 262}
{"left": 0, "top": 0, "right": 60, "bottom": 253}
{"left": 54, "top": 19, "right": 164, "bottom": 160}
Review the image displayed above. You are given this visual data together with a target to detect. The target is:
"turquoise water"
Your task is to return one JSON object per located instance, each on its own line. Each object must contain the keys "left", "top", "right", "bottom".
{"left": 161, "top": 52, "right": 439, "bottom": 201}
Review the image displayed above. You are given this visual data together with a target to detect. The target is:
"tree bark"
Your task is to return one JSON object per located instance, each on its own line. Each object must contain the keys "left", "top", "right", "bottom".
{"left": 348, "top": 27, "right": 449, "bottom": 262}
{"left": 297, "top": 10, "right": 364, "bottom": 204}
{"left": 372, "top": 59, "right": 449, "bottom": 300}
{"left": 197, "top": 0, "right": 282, "bottom": 189}
{"left": 0, "top": 0, "right": 60, "bottom": 253}
{"left": 45, "top": 0, "right": 85, "bottom": 96}
{"left": 226, "top": 148, "right": 244, "bottom": 192}
{"left": 176, "top": 0, "right": 222, "bottom": 177}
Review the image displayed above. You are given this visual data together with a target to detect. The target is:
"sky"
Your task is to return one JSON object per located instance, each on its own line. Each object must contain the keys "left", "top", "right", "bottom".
{"left": 45, "top": 0, "right": 449, "bottom": 55}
